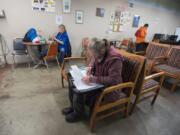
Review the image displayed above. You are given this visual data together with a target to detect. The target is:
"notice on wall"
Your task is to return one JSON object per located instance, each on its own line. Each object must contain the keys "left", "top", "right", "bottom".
{"left": 108, "top": 8, "right": 131, "bottom": 32}
{"left": 32, "top": 0, "right": 55, "bottom": 12}
{"left": 56, "top": 15, "right": 63, "bottom": 25}
{"left": 132, "top": 15, "right": 140, "bottom": 28}
{"left": 63, "top": 0, "right": 71, "bottom": 13}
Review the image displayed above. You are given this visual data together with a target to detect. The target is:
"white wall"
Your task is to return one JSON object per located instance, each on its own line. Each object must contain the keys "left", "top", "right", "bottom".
{"left": 0, "top": 0, "right": 180, "bottom": 63}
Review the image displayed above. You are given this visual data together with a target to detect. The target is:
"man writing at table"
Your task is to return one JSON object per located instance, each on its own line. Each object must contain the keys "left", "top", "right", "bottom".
{"left": 62, "top": 38, "right": 124, "bottom": 122}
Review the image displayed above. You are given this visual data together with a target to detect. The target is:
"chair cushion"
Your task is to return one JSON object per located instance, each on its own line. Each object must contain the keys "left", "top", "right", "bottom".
{"left": 167, "top": 47, "right": 180, "bottom": 68}
{"left": 102, "top": 90, "right": 127, "bottom": 104}
{"left": 122, "top": 57, "right": 136, "bottom": 82}
{"left": 154, "top": 64, "right": 180, "bottom": 76}
{"left": 143, "top": 79, "right": 158, "bottom": 90}
{"left": 146, "top": 43, "right": 169, "bottom": 59}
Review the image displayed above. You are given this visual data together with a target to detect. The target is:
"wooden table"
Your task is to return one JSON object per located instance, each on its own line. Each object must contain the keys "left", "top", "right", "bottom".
{"left": 23, "top": 42, "right": 48, "bottom": 68}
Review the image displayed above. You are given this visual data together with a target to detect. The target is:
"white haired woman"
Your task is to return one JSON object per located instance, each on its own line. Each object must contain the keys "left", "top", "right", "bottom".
{"left": 62, "top": 38, "right": 124, "bottom": 123}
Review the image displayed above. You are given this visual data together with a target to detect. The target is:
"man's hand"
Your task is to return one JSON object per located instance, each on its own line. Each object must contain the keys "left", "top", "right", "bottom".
{"left": 82, "top": 75, "right": 90, "bottom": 84}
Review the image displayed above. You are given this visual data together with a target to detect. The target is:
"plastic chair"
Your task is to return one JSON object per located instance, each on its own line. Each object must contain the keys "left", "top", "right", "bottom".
{"left": 12, "top": 38, "right": 30, "bottom": 68}
{"left": 43, "top": 42, "right": 60, "bottom": 69}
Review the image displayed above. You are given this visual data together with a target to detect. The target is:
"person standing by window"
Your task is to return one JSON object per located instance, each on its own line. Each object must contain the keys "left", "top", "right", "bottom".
{"left": 54, "top": 24, "right": 71, "bottom": 64}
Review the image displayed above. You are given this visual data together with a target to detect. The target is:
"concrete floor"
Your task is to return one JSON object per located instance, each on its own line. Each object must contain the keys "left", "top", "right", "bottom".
{"left": 0, "top": 65, "right": 180, "bottom": 135}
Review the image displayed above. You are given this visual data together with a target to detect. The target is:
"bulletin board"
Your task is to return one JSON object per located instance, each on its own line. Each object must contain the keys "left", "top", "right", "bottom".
{"left": 109, "top": 9, "right": 131, "bottom": 32}
{"left": 32, "top": 0, "right": 55, "bottom": 12}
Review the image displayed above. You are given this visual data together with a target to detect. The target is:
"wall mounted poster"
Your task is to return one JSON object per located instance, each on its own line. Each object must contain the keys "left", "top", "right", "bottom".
{"left": 56, "top": 15, "right": 63, "bottom": 25}
{"left": 63, "top": 0, "right": 71, "bottom": 13}
{"left": 132, "top": 15, "right": 140, "bottom": 27}
{"left": 96, "top": 8, "right": 105, "bottom": 17}
{"left": 75, "top": 10, "right": 84, "bottom": 24}
{"left": 109, "top": 12, "right": 115, "bottom": 25}
{"left": 32, "top": 0, "right": 55, "bottom": 12}
{"left": 113, "top": 10, "right": 121, "bottom": 32}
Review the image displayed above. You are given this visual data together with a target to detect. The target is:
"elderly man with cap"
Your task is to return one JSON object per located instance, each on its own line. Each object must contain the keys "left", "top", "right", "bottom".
{"left": 62, "top": 38, "right": 124, "bottom": 122}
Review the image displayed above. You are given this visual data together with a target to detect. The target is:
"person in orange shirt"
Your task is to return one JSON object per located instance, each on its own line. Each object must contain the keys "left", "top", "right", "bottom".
{"left": 135, "top": 24, "right": 149, "bottom": 51}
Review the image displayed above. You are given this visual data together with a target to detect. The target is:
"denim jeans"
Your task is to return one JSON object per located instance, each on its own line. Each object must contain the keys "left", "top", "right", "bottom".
{"left": 136, "top": 42, "right": 148, "bottom": 52}
{"left": 58, "top": 48, "right": 65, "bottom": 64}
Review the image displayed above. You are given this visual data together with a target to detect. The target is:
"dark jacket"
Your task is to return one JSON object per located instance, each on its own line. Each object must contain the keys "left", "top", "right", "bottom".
{"left": 23, "top": 28, "right": 37, "bottom": 42}
{"left": 90, "top": 47, "right": 124, "bottom": 102}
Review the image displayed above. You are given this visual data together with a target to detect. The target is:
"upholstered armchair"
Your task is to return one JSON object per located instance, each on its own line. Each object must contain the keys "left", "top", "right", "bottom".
{"left": 90, "top": 50, "right": 145, "bottom": 131}
{"left": 152, "top": 46, "right": 180, "bottom": 91}
{"left": 143, "top": 42, "right": 171, "bottom": 74}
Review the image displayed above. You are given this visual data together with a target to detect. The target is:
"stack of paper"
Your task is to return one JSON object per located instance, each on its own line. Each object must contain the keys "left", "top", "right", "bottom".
{"left": 70, "top": 65, "right": 100, "bottom": 91}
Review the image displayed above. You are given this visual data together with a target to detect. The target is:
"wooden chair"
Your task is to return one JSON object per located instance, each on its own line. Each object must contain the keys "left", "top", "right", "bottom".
{"left": 144, "top": 42, "right": 171, "bottom": 74}
{"left": 130, "top": 58, "right": 165, "bottom": 114}
{"left": 90, "top": 49, "right": 145, "bottom": 131}
{"left": 43, "top": 42, "right": 60, "bottom": 69}
{"left": 119, "top": 38, "right": 134, "bottom": 52}
{"left": 152, "top": 46, "right": 180, "bottom": 91}
{"left": 133, "top": 42, "right": 149, "bottom": 55}
{"left": 80, "top": 37, "right": 94, "bottom": 66}
{"left": 81, "top": 37, "right": 90, "bottom": 57}
{"left": 60, "top": 57, "right": 87, "bottom": 88}
{"left": 12, "top": 38, "right": 30, "bottom": 68}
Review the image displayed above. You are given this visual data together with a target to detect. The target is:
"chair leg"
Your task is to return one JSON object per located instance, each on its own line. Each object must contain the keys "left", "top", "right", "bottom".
{"left": 44, "top": 59, "right": 49, "bottom": 69}
{"left": 12, "top": 54, "right": 16, "bottom": 69}
{"left": 90, "top": 112, "right": 97, "bottom": 132}
{"left": 171, "top": 79, "right": 179, "bottom": 92}
{"left": 61, "top": 76, "right": 65, "bottom": 88}
{"left": 28, "top": 62, "right": 31, "bottom": 68}
{"left": 151, "top": 88, "right": 160, "bottom": 106}
{"left": 130, "top": 95, "right": 140, "bottom": 115}
{"left": 125, "top": 102, "right": 131, "bottom": 117}
{"left": 56, "top": 56, "right": 61, "bottom": 69}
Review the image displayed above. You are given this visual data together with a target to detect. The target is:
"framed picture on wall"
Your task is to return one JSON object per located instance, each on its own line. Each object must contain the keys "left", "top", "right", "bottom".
{"left": 132, "top": 15, "right": 140, "bottom": 27}
{"left": 75, "top": 10, "right": 84, "bottom": 24}
{"left": 96, "top": 8, "right": 105, "bottom": 17}
{"left": 63, "top": 0, "right": 71, "bottom": 13}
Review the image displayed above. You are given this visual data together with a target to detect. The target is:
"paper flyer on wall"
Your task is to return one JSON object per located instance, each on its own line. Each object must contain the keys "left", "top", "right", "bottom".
{"left": 56, "top": 15, "right": 63, "bottom": 25}
{"left": 32, "top": 0, "right": 55, "bottom": 12}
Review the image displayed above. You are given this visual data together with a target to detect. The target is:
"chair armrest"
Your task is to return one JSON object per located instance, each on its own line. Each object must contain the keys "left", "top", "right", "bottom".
{"left": 144, "top": 72, "right": 165, "bottom": 87}
{"left": 61, "top": 57, "right": 87, "bottom": 69}
{"left": 144, "top": 72, "right": 164, "bottom": 82}
{"left": 152, "top": 57, "right": 167, "bottom": 66}
{"left": 95, "top": 82, "right": 135, "bottom": 107}
{"left": 133, "top": 51, "right": 145, "bottom": 55}
{"left": 64, "top": 57, "right": 86, "bottom": 61}
{"left": 154, "top": 56, "right": 167, "bottom": 60}
{"left": 103, "top": 82, "right": 135, "bottom": 95}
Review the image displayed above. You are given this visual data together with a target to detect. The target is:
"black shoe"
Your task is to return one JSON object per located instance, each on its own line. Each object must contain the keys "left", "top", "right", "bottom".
{"left": 62, "top": 107, "right": 74, "bottom": 115}
{"left": 65, "top": 112, "right": 81, "bottom": 123}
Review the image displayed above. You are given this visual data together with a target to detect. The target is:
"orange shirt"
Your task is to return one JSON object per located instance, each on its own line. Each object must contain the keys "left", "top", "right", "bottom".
{"left": 135, "top": 27, "right": 147, "bottom": 43}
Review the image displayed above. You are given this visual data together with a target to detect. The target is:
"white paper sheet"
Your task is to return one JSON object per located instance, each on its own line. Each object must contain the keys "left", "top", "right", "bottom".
{"left": 70, "top": 65, "right": 100, "bottom": 91}
{"left": 56, "top": 15, "right": 63, "bottom": 25}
